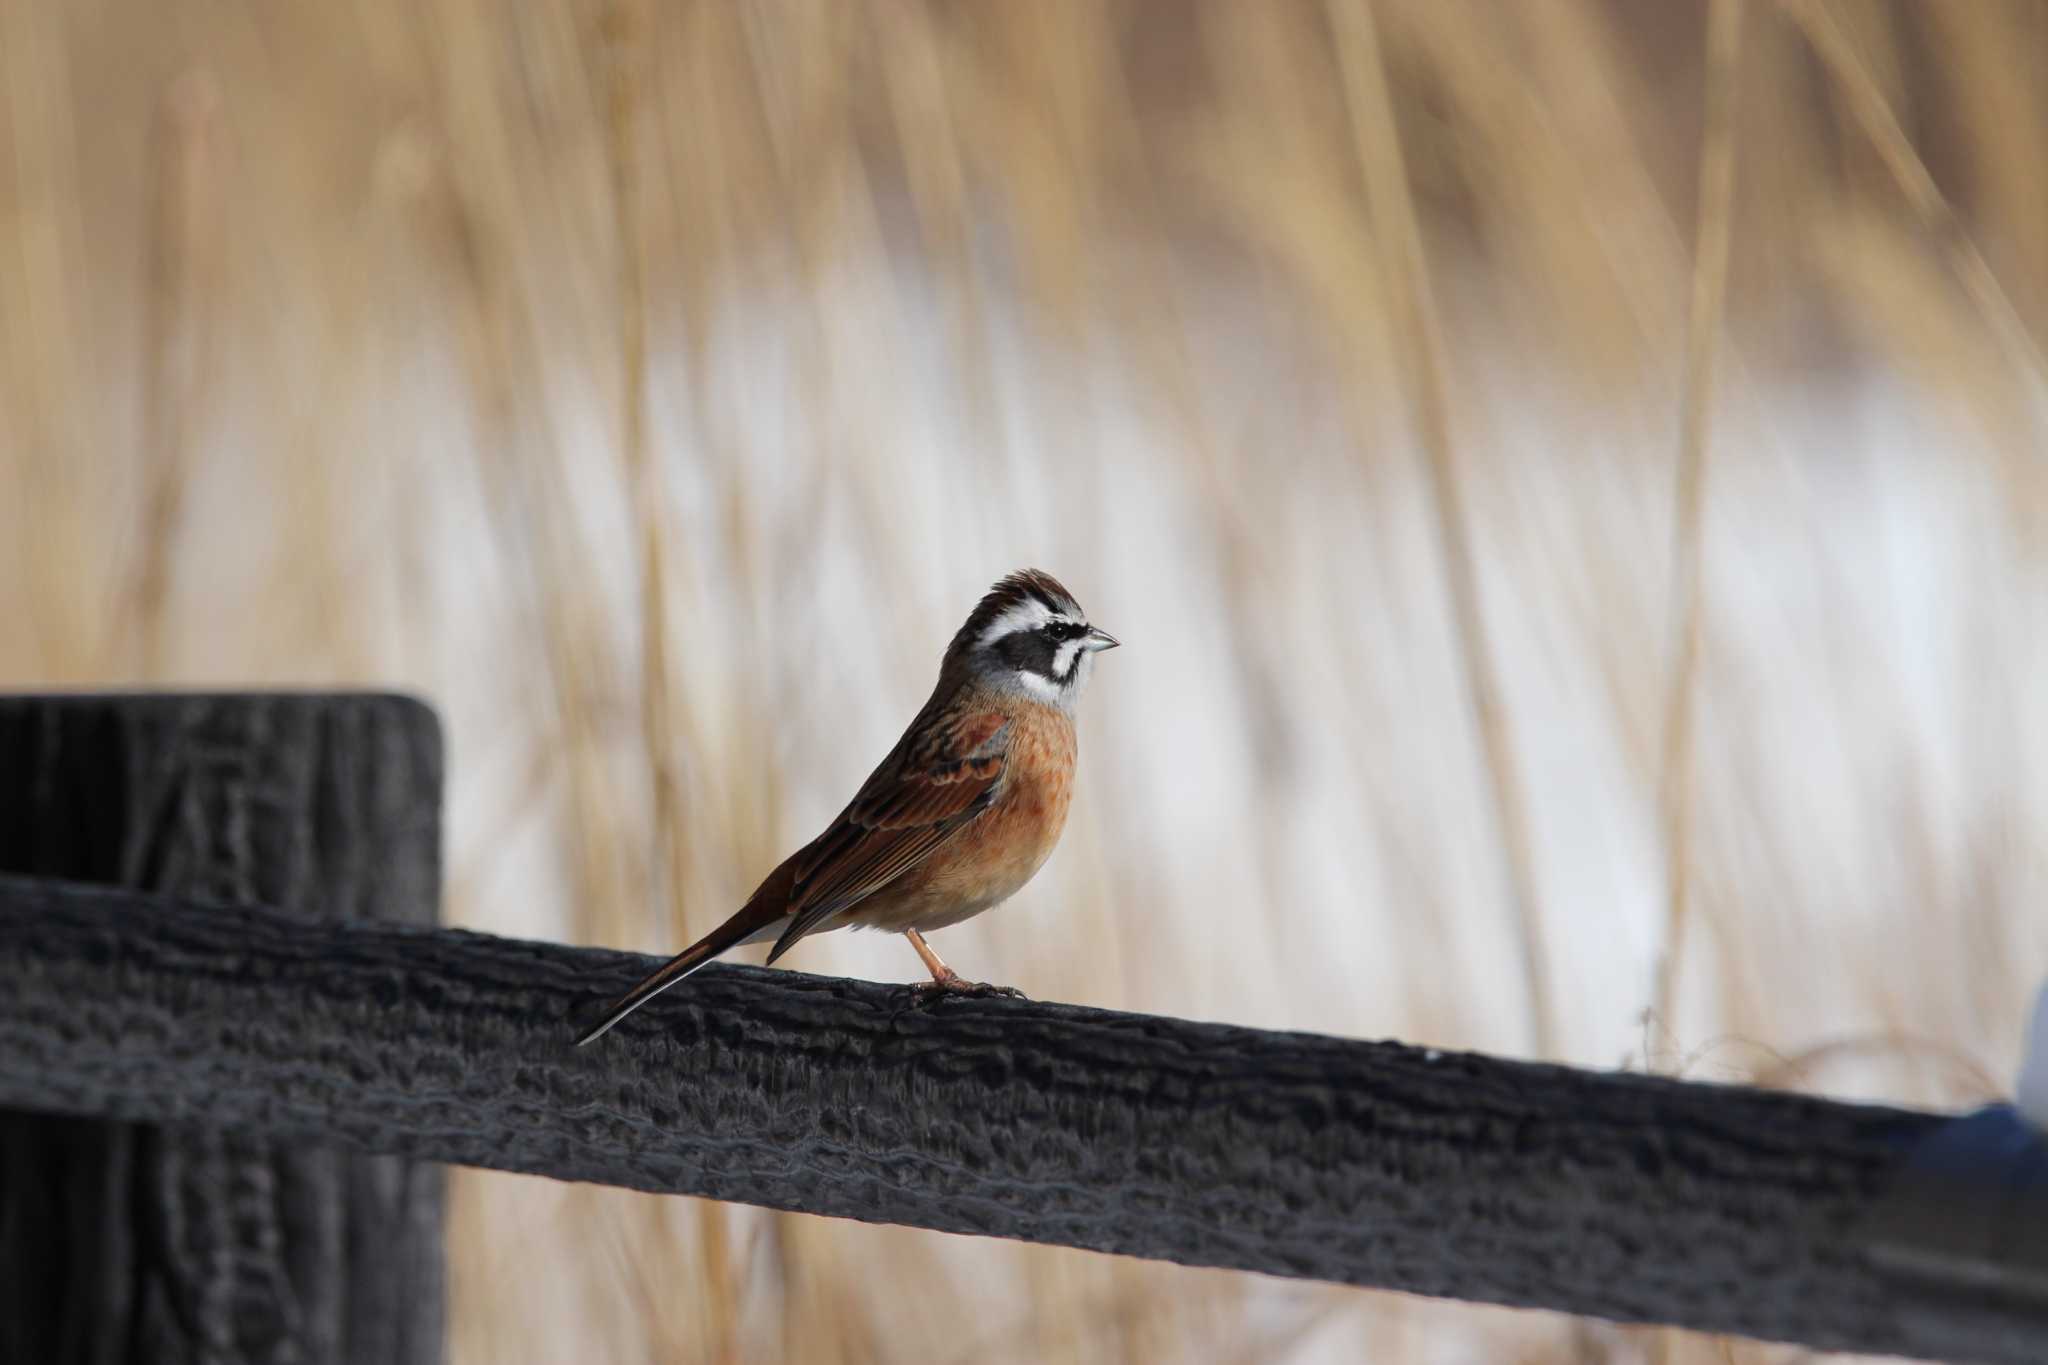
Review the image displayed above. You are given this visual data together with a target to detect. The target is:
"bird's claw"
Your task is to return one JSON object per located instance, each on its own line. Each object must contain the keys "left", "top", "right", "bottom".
{"left": 904, "top": 973, "right": 1028, "bottom": 1007}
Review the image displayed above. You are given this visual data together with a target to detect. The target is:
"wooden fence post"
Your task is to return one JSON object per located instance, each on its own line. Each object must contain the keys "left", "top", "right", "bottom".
{"left": 0, "top": 693, "right": 445, "bottom": 1365}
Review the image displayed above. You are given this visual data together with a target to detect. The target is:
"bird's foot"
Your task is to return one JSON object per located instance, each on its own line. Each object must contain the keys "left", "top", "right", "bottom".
{"left": 905, "top": 970, "right": 1027, "bottom": 1007}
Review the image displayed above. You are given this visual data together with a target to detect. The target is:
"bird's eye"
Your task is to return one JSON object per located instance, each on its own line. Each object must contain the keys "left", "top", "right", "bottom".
{"left": 1047, "top": 620, "right": 1083, "bottom": 641}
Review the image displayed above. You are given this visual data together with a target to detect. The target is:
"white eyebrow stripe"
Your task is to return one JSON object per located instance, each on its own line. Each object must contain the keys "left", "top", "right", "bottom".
{"left": 978, "top": 598, "right": 1055, "bottom": 647}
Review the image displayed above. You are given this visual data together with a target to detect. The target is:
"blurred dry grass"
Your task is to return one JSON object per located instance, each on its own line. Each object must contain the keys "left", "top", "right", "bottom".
{"left": 5, "top": 1, "right": 2047, "bottom": 1361}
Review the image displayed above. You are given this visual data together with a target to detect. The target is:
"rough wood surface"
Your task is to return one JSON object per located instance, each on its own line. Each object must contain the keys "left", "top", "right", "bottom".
{"left": 1, "top": 873, "right": 2043, "bottom": 1363}
{"left": 0, "top": 694, "right": 444, "bottom": 1365}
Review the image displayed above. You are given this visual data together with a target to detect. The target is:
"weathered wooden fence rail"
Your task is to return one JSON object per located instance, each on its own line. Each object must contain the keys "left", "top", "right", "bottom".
{"left": 1, "top": 694, "right": 2043, "bottom": 1364}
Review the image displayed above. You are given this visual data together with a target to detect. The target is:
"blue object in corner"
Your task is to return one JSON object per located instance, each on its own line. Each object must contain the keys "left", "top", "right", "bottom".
{"left": 2019, "top": 983, "right": 2046, "bottom": 1131}
{"left": 1862, "top": 1104, "right": 2048, "bottom": 1311}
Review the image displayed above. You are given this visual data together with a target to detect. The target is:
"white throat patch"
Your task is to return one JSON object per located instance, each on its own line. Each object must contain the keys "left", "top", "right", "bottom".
{"left": 1015, "top": 669, "right": 1064, "bottom": 702}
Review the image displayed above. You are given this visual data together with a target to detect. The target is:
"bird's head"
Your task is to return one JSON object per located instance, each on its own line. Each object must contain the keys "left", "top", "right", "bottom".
{"left": 949, "top": 569, "right": 1119, "bottom": 708}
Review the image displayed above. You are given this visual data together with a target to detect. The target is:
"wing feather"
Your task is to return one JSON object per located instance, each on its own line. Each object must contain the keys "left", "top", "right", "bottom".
{"left": 767, "top": 707, "right": 1010, "bottom": 961}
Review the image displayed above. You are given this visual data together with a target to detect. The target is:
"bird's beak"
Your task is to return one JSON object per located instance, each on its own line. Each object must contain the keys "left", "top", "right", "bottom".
{"left": 1083, "top": 626, "right": 1120, "bottom": 652}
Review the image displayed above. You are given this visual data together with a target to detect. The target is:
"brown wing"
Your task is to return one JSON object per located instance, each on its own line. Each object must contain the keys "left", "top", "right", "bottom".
{"left": 765, "top": 706, "right": 1011, "bottom": 962}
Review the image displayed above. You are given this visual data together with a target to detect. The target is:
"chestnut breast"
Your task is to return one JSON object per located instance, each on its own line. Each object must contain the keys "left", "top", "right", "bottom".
{"left": 852, "top": 704, "right": 1077, "bottom": 934}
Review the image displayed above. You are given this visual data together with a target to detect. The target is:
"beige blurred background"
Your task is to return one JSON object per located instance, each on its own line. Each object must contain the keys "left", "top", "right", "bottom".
{"left": 5, "top": 1, "right": 2045, "bottom": 1361}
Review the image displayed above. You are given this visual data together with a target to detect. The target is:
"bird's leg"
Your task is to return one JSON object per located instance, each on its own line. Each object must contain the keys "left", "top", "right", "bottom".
{"left": 901, "top": 929, "right": 1026, "bottom": 1004}
{"left": 904, "top": 928, "right": 965, "bottom": 987}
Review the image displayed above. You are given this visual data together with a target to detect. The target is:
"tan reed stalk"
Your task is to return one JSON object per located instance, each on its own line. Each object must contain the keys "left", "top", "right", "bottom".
{"left": 1652, "top": 0, "right": 1746, "bottom": 1060}
{"left": 879, "top": 0, "right": 1004, "bottom": 471}
{"left": 129, "top": 72, "right": 225, "bottom": 679}
{"left": 1327, "top": 0, "right": 1556, "bottom": 1060}
{"left": 1783, "top": 0, "right": 2048, "bottom": 436}
{"left": 2, "top": 0, "right": 96, "bottom": 678}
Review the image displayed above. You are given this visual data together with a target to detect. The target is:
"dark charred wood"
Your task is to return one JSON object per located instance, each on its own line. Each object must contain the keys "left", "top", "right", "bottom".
{"left": 2, "top": 869, "right": 2043, "bottom": 1363}
{"left": 0, "top": 694, "right": 444, "bottom": 1365}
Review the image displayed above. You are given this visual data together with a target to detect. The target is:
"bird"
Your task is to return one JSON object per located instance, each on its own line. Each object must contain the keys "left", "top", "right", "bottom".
{"left": 575, "top": 568, "right": 1119, "bottom": 1045}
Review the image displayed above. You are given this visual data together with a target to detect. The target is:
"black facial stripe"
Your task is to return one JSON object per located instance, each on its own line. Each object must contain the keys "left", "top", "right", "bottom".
{"left": 993, "top": 621, "right": 1090, "bottom": 684}
{"left": 994, "top": 628, "right": 1059, "bottom": 679}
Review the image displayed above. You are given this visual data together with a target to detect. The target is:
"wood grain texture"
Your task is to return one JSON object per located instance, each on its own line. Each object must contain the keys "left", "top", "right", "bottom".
{"left": 0, "top": 874, "right": 2042, "bottom": 1363}
{"left": 0, "top": 694, "right": 444, "bottom": 1365}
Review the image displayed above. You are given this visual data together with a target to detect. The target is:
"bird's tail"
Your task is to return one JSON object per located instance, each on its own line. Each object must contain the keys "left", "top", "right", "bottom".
{"left": 574, "top": 897, "right": 786, "bottom": 1046}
